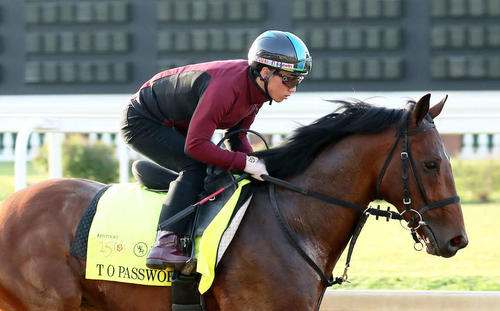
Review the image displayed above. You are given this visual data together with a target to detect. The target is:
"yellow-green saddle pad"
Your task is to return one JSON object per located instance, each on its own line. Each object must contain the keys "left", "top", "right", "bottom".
{"left": 84, "top": 180, "right": 251, "bottom": 292}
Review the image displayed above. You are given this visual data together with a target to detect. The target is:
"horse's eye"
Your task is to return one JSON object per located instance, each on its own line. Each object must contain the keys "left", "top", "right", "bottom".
{"left": 424, "top": 161, "right": 438, "bottom": 171}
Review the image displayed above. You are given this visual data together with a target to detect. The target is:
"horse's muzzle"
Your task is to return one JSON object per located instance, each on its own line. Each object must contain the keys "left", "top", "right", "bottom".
{"left": 420, "top": 225, "right": 468, "bottom": 258}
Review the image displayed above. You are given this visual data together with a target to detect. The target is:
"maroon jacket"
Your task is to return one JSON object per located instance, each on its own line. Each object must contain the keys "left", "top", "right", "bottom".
{"left": 130, "top": 60, "right": 269, "bottom": 170}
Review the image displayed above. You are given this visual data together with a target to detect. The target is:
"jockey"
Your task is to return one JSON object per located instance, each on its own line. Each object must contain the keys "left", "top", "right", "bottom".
{"left": 120, "top": 30, "right": 312, "bottom": 270}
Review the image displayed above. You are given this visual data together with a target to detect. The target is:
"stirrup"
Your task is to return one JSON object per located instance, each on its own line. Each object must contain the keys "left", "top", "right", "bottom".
{"left": 180, "top": 258, "right": 197, "bottom": 275}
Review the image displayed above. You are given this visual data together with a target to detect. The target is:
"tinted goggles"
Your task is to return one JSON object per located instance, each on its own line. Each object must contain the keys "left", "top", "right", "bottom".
{"left": 275, "top": 71, "right": 304, "bottom": 89}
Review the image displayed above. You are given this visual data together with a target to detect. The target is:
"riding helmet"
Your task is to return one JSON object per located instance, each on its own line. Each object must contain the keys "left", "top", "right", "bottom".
{"left": 248, "top": 30, "right": 312, "bottom": 76}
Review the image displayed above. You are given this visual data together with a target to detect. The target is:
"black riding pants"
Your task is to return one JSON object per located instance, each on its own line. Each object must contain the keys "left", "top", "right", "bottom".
{"left": 120, "top": 104, "right": 206, "bottom": 235}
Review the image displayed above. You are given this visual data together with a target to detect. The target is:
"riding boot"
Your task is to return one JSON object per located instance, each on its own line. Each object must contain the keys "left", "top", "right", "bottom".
{"left": 146, "top": 174, "right": 203, "bottom": 270}
{"left": 146, "top": 229, "right": 190, "bottom": 270}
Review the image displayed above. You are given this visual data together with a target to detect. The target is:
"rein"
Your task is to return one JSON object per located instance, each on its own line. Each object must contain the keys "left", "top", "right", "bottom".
{"left": 262, "top": 176, "right": 398, "bottom": 287}
{"left": 261, "top": 110, "right": 460, "bottom": 305}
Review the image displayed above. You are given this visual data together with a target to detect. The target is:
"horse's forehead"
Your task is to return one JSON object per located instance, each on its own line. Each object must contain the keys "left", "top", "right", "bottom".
{"left": 412, "top": 128, "right": 447, "bottom": 156}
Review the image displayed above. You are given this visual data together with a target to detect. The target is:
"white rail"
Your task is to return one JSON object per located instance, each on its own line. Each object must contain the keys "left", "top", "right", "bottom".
{"left": 320, "top": 290, "right": 500, "bottom": 311}
{"left": 1, "top": 91, "right": 499, "bottom": 190}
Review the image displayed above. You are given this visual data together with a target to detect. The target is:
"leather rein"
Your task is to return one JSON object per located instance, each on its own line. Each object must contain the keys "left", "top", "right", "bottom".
{"left": 261, "top": 110, "right": 460, "bottom": 294}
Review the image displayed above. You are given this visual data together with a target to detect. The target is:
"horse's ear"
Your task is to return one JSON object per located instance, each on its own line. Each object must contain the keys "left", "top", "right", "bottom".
{"left": 429, "top": 94, "right": 448, "bottom": 119}
{"left": 411, "top": 93, "right": 431, "bottom": 126}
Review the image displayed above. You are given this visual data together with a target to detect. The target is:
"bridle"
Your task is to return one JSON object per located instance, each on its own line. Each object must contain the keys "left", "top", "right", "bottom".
{"left": 262, "top": 107, "right": 460, "bottom": 309}
{"left": 375, "top": 109, "right": 460, "bottom": 246}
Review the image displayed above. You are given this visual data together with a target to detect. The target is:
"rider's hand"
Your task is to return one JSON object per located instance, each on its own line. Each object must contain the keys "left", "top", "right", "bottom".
{"left": 244, "top": 156, "right": 268, "bottom": 181}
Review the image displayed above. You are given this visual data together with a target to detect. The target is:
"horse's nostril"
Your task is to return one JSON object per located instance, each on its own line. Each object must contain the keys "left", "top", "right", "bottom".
{"left": 450, "top": 235, "right": 468, "bottom": 249}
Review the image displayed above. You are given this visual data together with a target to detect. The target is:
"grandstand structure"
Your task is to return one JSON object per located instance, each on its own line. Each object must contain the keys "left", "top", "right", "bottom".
{"left": 0, "top": 0, "right": 499, "bottom": 94}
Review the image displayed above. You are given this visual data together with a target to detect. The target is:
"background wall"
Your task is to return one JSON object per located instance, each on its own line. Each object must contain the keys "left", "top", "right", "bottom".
{"left": 0, "top": 0, "right": 499, "bottom": 95}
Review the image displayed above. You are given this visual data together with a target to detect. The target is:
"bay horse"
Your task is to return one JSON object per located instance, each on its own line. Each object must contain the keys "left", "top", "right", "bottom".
{"left": 0, "top": 94, "right": 468, "bottom": 311}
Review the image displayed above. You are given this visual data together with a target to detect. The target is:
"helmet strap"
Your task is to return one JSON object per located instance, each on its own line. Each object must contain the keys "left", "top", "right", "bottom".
{"left": 259, "top": 69, "right": 275, "bottom": 105}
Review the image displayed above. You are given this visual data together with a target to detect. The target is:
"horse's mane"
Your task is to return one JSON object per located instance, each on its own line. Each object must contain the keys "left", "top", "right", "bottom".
{"left": 252, "top": 99, "right": 414, "bottom": 178}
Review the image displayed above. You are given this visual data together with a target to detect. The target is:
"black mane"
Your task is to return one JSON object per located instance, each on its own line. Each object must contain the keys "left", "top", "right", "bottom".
{"left": 252, "top": 100, "right": 413, "bottom": 178}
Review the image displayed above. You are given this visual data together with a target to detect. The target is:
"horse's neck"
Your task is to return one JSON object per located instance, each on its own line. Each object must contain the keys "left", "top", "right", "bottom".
{"left": 282, "top": 134, "right": 384, "bottom": 275}
{"left": 213, "top": 133, "right": 391, "bottom": 308}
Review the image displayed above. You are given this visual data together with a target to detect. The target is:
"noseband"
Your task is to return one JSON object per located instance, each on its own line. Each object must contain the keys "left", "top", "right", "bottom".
{"left": 375, "top": 112, "right": 460, "bottom": 248}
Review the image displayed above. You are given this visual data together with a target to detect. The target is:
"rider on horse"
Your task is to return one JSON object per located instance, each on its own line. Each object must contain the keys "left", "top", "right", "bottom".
{"left": 120, "top": 30, "right": 312, "bottom": 270}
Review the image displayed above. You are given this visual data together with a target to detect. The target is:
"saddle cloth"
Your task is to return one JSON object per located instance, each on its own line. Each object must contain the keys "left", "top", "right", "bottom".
{"left": 72, "top": 180, "right": 252, "bottom": 289}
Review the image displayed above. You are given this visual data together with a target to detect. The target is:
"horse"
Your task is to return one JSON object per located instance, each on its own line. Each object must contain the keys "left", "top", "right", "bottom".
{"left": 0, "top": 93, "right": 468, "bottom": 311}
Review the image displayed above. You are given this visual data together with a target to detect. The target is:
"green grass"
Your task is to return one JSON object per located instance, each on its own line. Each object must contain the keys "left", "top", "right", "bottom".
{"left": 331, "top": 203, "right": 500, "bottom": 291}
{"left": 1, "top": 162, "right": 499, "bottom": 291}
{"left": 0, "top": 162, "right": 48, "bottom": 200}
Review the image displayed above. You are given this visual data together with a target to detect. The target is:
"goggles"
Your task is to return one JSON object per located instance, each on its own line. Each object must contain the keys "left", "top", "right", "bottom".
{"left": 275, "top": 71, "right": 304, "bottom": 89}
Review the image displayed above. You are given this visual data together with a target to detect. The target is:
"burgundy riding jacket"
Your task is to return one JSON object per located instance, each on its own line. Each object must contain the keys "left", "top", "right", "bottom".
{"left": 130, "top": 60, "right": 270, "bottom": 171}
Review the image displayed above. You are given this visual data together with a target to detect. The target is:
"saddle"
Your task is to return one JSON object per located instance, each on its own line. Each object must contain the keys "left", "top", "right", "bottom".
{"left": 132, "top": 160, "right": 244, "bottom": 236}
{"left": 70, "top": 160, "right": 253, "bottom": 310}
